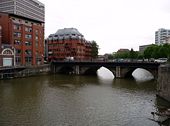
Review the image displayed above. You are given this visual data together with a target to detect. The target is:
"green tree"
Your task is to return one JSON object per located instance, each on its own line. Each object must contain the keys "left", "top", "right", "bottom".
{"left": 143, "top": 44, "right": 157, "bottom": 58}
{"left": 107, "top": 54, "right": 114, "bottom": 60}
{"left": 114, "top": 51, "right": 129, "bottom": 59}
{"left": 91, "top": 41, "right": 99, "bottom": 59}
{"left": 143, "top": 44, "right": 170, "bottom": 59}
{"left": 128, "top": 48, "right": 138, "bottom": 59}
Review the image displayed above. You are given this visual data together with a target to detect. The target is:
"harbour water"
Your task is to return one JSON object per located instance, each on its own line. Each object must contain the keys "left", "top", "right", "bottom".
{"left": 0, "top": 68, "right": 161, "bottom": 126}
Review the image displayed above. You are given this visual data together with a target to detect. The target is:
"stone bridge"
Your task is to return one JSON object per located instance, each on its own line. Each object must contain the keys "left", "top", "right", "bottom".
{"left": 51, "top": 61, "right": 161, "bottom": 79}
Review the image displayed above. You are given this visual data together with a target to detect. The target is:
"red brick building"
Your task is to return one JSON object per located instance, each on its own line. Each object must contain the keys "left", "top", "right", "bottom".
{"left": 0, "top": 12, "right": 44, "bottom": 66}
{"left": 46, "top": 28, "right": 92, "bottom": 61}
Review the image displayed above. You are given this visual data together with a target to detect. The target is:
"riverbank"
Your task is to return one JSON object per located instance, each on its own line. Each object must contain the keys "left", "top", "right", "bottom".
{"left": 0, "top": 64, "right": 51, "bottom": 79}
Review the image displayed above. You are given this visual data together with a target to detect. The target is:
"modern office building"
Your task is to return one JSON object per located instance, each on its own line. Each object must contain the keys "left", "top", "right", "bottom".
{"left": 155, "top": 28, "right": 170, "bottom": 45}
{"left": 46, "top": 28, "right": 92, "bottom": 61}
{"left": 0, "top": 12, "right": 44, "bottom": 66}
{"left": 0, "top": 0, "right": 44, "bottom": 22}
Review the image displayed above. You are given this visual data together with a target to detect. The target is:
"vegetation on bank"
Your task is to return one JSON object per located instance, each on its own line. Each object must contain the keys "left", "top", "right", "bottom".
{"left": 91, "top": 41, "right": 99, "bottom": 59}
{"left": 107, "top": 44, "right": 170, "bottom": 61}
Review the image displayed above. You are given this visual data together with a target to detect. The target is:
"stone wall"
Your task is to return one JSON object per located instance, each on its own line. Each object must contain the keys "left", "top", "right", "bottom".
{"left": 157, "top": 64, "right": 170, "bottom": 102}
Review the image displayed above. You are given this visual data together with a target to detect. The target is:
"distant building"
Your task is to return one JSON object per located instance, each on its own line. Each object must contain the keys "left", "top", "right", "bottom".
{"left": 155, "top": 28, "right": 170, "bottom": 45}
{"left": 0, "top": 12, "right": 44, "bottom": 66}
{"left": 117, "top": 49, "right": 129, "bottom": 53}
{"left": 166, "top": 37, "right": 170, "bottom": 44}
{"left": 0, "top": 0, "right": 45, "bottom": 22}
{"left": 139, "top": 44, "right": 152, "bottom": 53}
{"left": 46, "top": 28, "right": 92, "bottom": 61}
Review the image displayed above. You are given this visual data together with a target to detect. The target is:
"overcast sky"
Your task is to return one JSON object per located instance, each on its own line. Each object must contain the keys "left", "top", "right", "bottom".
{"left": 39, "top": 0, "right": 170, "bottom": 54}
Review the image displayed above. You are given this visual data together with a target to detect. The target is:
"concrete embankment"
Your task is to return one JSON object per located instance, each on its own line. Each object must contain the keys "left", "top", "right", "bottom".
{"left": 157, "top": 64, "right": 170, "bottom": 102}
{"left": 0, "top": 64, "right": 51, "bottom": 79}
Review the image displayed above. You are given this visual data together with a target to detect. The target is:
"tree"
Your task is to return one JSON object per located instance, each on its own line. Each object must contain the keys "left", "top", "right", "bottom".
{"left": 143, "top": 44, "right": 170, "bottom": 59}
{"left": 128, "top": 48, "right": 138, "bottom": 59}
{"left": 91, "top": 41, "right": 99, "bottom": 59}
{"left": 144, "top": 44, "right": 157, "bottom": 59}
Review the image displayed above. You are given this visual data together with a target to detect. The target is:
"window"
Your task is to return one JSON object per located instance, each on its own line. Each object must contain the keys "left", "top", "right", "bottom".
{"left": 35, "top": 36, "right": 38, "bottom": 40}
{"left": 36, "top": 58, "right": 42, "bottom": 65}
{"left": 25, "top": 34, "right": 32, "bottom": 39}
{"left": 25, "top": 50, "right": 32, "bottom": 55}
{"left": 14, "top": 32, "right": 21, "bottom": 38}
{"left": 15, "top": 49, "right": 21, "bottom": 55}
{"left": 35, "top": 30, "right": 38, "bottom": 35}
{"left": 15, "top": 57, "right": 21, "bottom": 66}
{"left": 25, "top": 41, "right": 32, "bottom": 46}
{"left": 25, "top": 57, "right": 32, "bottom": 65}
{"left": 14, "top": 40, "right": 21, "bottom": 45}
{"left": 35, "top": 41, "right": 38, "bottom": 47}
{"left": 14, "top": 25, "right": 21, "bottom": 30}
{"left": 25, "top": 27, "right": 32, "bottom": 32}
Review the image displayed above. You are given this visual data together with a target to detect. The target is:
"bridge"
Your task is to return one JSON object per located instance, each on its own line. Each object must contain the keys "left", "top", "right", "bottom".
{"left": 51, "top": 61, "right": 161, "bottom": 79}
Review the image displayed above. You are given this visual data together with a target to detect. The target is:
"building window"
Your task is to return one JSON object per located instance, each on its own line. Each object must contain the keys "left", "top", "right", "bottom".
{"left": 15, "top": 57, "right": 21, "bottom": 66}
{"left": 35, "top": 36, "right": 38, "bottom": 40}
{"left": 15, "top": 49, "right": 21, "bottom": 55}
{"left": 35, "top": 41, "right": 38, "bottom": 47}
{"left": 25, "top": 34, "right": 32, "bottom": 39}
{"left": 14, "top": 32, "right": 21, "bottom": 38}
{"left": 35, "top": 30, "right": 38, "bottom": 35}
{"left": 14, "top": 25, "right": 21, "bottom": 30}
{"left": 25, "top": 57, "right": 32, "bottom": 65}
{"left": 25, "top": 41, "right": 32, "bottom": 46}
{"left": 36, "top": 58, "right": 41, "bottom": 65}
{"left": 25, "top": 50, "right": 32, "bottom": 55}
{"left": 25, "top": 27, "right": 32, "bottom": 32}
{"left": 14, "top": 39, "right": 21, "bottom": 45}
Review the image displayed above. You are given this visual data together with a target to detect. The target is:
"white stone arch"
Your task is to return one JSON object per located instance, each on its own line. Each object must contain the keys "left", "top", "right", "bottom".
{"left": 1, "top": 48, "right": 14, "bottom": 55}
{"left": 1, "top": 48, "right": 15, "bottom": 66}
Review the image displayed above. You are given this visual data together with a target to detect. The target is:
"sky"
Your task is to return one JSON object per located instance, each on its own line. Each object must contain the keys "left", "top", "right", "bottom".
{"left": 39, "top": 0, "right": 170, "bottom": 54}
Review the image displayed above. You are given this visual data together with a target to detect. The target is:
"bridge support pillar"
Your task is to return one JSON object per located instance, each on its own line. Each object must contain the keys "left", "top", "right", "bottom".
{"left": 116, "top": 66, "right": 121, "bottom": 78}
{"left": 75, "top": 65, "right": 80, "bottom": 75}
{"left": 115, "top": 66, "right": 130, "bottom": 78}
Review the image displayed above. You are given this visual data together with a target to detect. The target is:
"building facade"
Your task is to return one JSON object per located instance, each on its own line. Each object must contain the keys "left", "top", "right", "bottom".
{"left": 0, "top": 12, "right": 44, "bottom": 66}
{"left": 155, "top": 28, "right": 170, "bottom": 45}
{"left": 139, "top": 44, "right": 152, "bottom": 53}
{"left": 46, "top": 28, "right": 92, "bottom": 61}
{"left": 0, "top": 0, "right": 44, "bottom": 22}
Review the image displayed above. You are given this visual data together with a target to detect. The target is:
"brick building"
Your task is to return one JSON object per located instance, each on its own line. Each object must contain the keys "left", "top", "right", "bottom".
{"left": 46, "top": 28, "right": 92, "bottom": 61}
{"left": 0, "top": 12, "right": 44, "bottom": 66}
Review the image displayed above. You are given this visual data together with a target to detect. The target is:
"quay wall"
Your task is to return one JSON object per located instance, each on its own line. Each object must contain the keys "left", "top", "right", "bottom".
{"left": 0, "top": 64, "right": 51, "bottom": 79}
{"left": 157, "top": 64, "right": 170, "bottom": 102}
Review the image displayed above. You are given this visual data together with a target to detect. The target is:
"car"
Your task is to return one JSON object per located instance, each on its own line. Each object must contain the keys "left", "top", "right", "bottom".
{"left": 155, "top": 58, "right": 168, "bottom": 63}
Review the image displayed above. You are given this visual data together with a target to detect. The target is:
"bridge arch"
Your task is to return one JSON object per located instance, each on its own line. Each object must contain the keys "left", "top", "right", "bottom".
{"left": 132, "top": 68, "right": 155, "bottom": 80}
{"left": 52, "top": 66, "right": 74, "bottom": 74}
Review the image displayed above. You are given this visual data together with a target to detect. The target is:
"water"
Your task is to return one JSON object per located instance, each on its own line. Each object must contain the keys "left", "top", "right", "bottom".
{"left": 0, "top": 68, "right": 160, "bottom": 126}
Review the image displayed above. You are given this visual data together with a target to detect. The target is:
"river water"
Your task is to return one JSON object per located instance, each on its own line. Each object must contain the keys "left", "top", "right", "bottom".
{"left": 0, "top": 68, "right": 162, "bottom": 126}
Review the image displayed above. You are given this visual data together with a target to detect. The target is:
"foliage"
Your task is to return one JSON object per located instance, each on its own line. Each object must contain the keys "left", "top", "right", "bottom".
{"left": 113, "top": 48, "right": 139, "bottom": 59}
{"left": 111, "top": 44, "right": 170, "bottom": 60}
{"left": 91, "top": 41, "right": 99, "bottom": 58}
{"left": 128, "top": 48, "right": 138, "bottom": 59}
{"left": 107, "top": 54, "right": 114, "bottom": 60}
{"left": 143, "top": 44, "right": 170, "bottom": 59}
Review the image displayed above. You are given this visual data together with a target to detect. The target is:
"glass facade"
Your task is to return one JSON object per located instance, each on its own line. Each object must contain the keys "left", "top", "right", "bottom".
{"left": 0, "top": 0, "right": 44, "bottom": 22}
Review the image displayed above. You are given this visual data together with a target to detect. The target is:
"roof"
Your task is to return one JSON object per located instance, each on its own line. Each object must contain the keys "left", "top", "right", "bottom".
{"left": 47, "top": 28, "right": 85, "bottom": 40}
